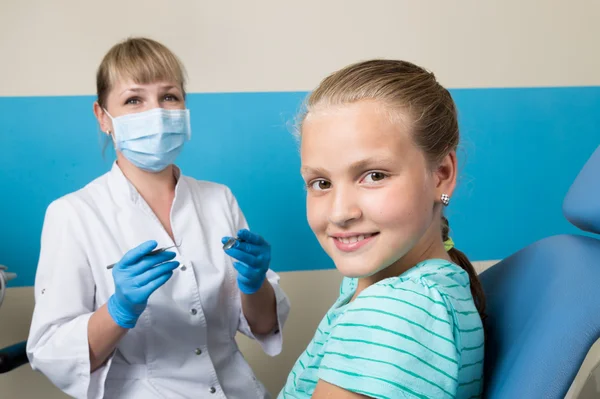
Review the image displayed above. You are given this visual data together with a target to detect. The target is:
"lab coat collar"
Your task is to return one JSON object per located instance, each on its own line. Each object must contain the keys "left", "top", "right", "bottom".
{"left": 107, "top": 161, "right": 186, "bottom": 205}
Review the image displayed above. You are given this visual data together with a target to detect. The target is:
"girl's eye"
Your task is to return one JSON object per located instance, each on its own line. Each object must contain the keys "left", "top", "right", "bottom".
{"left": 363, "top": 172, "right": 387, "bottom": 184}
{"left": 125, "top": 97, "right": 141, "bottom": 105}
{"left": 309, "top": 179, "right": 332, "bottom": 191}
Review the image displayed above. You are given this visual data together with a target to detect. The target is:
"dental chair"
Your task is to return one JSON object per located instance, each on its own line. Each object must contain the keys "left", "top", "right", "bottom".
{"left": 0, "top": 341, "right": 28, "bottom": 374}
{"left": 480, "top": 145, "right": 600, "bottom": 398}
{"left": 0, "top": 265, "right": 28, "bottom": 374}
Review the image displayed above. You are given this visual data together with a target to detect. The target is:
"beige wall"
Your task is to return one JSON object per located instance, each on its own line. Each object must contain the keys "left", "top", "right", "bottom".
{"left": 1, "top": 263, "right": 499, "bottom": 398}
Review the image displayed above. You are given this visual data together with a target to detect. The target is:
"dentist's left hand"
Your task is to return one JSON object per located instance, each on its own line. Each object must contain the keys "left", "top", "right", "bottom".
{"left": 222, "top": 229, "right": 271, "bottom": 295}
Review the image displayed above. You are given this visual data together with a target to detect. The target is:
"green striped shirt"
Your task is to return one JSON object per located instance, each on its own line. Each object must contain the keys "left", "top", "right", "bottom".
{"left": 278, "top": 259, "right": 484, "bottom": 399}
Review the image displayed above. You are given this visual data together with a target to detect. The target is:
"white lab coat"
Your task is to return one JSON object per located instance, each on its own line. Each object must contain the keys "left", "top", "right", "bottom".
{"left": 27, "top": 163, "right": 290, "bottom": 399}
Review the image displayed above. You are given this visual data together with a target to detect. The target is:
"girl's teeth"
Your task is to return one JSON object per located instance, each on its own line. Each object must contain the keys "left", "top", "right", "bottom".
{"left": 338, "top": 234, "right": 372, "bottom": 244}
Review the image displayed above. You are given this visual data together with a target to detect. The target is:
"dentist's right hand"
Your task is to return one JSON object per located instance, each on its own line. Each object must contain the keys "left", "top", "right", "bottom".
{"left": 107, "top": 240, "right": 179, "bottom": 329}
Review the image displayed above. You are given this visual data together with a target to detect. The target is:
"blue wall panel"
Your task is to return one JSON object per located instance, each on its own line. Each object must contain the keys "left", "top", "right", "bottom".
{"left": 1, "top": 87, "right": 598, "bottom": 286}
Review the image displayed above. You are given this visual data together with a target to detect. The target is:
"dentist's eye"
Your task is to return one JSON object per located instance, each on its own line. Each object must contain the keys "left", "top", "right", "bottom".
{"left": 309, "top": 179, "right": 332, "bottom": 191}
{"left": 362, "top": 172, "right": 388, "bottom": 184}
{"left": 163, "top": 94, "right": 180, "bottom": 102}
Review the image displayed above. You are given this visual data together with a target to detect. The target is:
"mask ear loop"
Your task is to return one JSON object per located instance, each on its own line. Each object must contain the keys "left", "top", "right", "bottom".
{"left": 103, "top": 108, "right": 118, "bottom": 148}
{"left": 106, "top": 130, "right": 117, "bottom": 151}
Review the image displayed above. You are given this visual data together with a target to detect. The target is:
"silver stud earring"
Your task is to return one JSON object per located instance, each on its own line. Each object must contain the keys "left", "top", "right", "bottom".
{"left": 441, "top": 193, "right": 450, "bottom": 206}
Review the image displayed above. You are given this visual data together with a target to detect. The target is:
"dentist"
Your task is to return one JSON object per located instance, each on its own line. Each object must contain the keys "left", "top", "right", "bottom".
{"left": 27, "top": 37, "right": 290, "bottom": 399}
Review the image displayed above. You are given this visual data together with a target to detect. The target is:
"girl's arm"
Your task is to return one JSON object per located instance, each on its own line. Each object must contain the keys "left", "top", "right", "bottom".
{"left": 312, "top": 380, "right": 370, "bottom": 398}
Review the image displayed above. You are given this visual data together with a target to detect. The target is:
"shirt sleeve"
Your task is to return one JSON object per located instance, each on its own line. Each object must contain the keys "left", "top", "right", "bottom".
{"left": 26, "top": 198, "right": 112, "bottom": 399}
{"left": 318, "top": 280, "right": 459, "bottom": 399}
{"left": 225, "top": 187, "right": 291, "bottom": 357}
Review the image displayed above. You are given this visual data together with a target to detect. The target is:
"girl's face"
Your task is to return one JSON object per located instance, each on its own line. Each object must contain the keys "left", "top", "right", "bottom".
{"left": 300, "top": 100, "right": 456, "bottom": 278}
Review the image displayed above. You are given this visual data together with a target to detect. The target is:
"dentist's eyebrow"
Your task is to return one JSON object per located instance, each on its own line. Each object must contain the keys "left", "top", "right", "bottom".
{"left": 159, "top": 84, "right": 178, "bottom": 91}
{"left": 120, "top": 87, "right": 145, "bottom": 96}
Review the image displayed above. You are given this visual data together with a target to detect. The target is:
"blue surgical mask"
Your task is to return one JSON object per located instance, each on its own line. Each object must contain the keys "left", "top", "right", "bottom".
{"left": 105, "top": 108, "right": 191, "bottom": 173}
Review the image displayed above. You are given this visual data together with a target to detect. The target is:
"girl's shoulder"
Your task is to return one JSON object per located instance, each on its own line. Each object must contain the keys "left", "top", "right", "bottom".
{"left": 372, "top": 258, "right": 471, "bottom": 298}
{"left": 340, "top": 259, "right": 477, "bottom": 324}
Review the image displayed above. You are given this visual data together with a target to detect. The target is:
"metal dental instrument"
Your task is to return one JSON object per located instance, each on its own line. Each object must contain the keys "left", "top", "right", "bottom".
{"left": 106, "top": 242, "right": 182, "bottom": 270}
{"left": 222, "top": 237, "right": 238, "bottom": 250}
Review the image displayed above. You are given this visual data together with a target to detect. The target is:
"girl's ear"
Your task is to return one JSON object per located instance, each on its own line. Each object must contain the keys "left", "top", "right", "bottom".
{"left": 434, "top": 150, "right": 457, "bottom": 203}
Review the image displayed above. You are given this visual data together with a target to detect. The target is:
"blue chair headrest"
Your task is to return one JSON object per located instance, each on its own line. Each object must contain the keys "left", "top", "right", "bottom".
{"left": 563, "top": 145, "right": 600, "bottom": 235}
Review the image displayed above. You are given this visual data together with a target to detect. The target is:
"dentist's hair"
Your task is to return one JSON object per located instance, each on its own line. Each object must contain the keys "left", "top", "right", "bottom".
{"left": 96, "top": 37, "right": 187, "bottom": 108}
{"left": 298, "top": 59, "right": 486, "bottom": 322}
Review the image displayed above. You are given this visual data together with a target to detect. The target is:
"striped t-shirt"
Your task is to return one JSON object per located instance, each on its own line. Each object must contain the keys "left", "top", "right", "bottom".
{"left": 278, "top": 259, "right": 484, "bottom": 399}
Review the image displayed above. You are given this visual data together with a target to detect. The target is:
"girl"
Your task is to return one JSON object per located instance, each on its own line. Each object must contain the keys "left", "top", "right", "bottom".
{"left": 279, "top": 60, "right": 485, "bottom": 398}
{"left": 27, "top": 37, "right": 290, "bottom": 399}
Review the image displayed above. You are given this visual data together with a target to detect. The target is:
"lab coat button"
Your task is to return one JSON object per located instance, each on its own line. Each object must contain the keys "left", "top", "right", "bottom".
{"left": 180, "top": 265, "right": 187, "bottom": 271}
{"left": 209, "top": 387, "right": 216, "bottom": 394}
{"left": 190, "top": 308, "right": 197, "bottom": 315}
{"left": 195, "top": 348, "right": 202, "bottom": 355}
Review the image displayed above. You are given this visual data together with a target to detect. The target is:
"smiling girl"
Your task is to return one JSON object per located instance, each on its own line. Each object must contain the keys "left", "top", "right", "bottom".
{"left": 279, "top": 60, "right": 485, "bottom": 399}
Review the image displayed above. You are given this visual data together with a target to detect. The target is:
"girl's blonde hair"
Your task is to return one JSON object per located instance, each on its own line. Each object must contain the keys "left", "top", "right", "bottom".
{"left": 96, "top": 37, "right": 187, "bottom": 108}
{"left": 299, "top": 59, "right": 486, "bottom": 322}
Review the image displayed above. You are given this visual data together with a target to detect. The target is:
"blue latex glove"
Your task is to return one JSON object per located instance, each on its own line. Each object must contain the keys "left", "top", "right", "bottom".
{"left": 107, "top": 240, "right": 179, "bottom": 329}
{"left": 222, "top": 229, "right": 271, "bottom": 295}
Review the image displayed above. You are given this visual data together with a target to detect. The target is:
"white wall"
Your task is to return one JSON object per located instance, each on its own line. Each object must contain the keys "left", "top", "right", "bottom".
{"left": 1, "top": 0, "right": 599, "bottom": 98}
